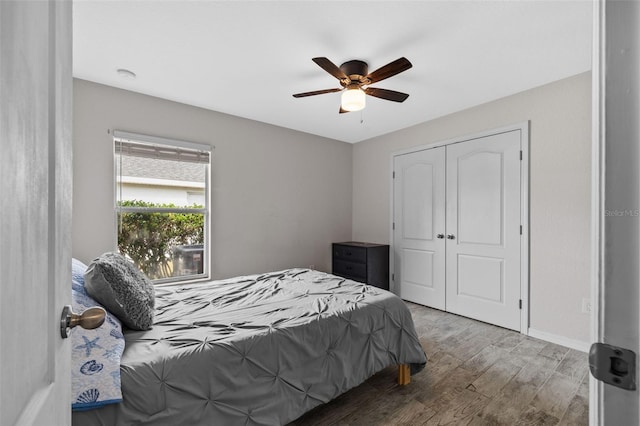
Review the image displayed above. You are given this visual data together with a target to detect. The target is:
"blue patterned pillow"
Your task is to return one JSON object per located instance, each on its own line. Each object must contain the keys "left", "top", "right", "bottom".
{"left": 71, "top": 258, "right": 125, "bottom": 411}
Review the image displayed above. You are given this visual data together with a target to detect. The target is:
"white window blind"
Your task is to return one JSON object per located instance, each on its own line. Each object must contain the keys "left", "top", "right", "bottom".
{"left": 113, "top": 130, "right": 212, "bottom": 163}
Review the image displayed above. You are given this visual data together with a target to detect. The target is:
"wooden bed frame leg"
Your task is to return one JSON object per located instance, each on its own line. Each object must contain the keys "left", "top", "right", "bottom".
{"left": 397, "top": 364, "right": 411, "bottom": 386}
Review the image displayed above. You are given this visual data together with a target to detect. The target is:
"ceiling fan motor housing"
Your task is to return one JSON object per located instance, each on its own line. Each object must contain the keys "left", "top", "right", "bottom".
{"left": 340, "top": 60, "right": 369, "bottom": 85}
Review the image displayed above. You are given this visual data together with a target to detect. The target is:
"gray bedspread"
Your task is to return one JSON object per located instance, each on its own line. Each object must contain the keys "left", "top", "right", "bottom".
{"left": 72, "top": 268, "right": 426, "bottom": 425}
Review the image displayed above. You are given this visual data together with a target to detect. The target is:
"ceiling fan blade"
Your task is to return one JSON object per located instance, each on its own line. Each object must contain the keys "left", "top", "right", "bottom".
{"left": 339, "top": 106, "right": 350, "bottom": 114}
{"left": 293, "top": 88, "right": 343, "bottom": 98}
{"left": 366, "top": 57, "right": 412, "bottom": 84}
{"left": 365, "top": 87, "right": 410, "bottom": 102}
{"left": 313, "top": 57, "right": 348, "bottom": 80}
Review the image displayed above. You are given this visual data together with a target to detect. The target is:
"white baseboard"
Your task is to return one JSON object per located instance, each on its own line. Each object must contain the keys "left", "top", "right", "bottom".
{"left": 527, "top": 328, "right": 590, "bottom": 353}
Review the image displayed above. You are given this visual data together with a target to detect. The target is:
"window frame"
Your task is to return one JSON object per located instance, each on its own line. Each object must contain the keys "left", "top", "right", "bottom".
{"left": 112, "top": 130, "right": 212, "bottom": 284}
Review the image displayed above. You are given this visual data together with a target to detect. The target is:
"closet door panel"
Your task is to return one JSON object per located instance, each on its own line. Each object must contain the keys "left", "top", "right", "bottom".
{"left": 445, "top": 131, "right": 522, "bottom": 331}
{"left": 403, "top": 164, "right": 434, "bottom": 240}
{"left": 457, "top": 255, "right": 504, "bottom": 302}
{"left": 457, "top": 151, "right": 504, "bottom": 246}
{"left": 393, "top": 147, "right": 446, "bottom": 309}
{"left": 402, "top": 248, "right": 434, "bottom": 289}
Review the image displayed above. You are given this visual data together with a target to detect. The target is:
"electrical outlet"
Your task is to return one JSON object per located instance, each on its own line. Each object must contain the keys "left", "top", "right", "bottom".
{"left": 582, "top": 298, "right": 592, "bottom": 314}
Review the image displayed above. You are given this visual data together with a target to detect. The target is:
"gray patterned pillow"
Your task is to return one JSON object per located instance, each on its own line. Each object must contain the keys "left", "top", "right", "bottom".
{"left": 84, "top": 252, "right": 155, "bottom": 330}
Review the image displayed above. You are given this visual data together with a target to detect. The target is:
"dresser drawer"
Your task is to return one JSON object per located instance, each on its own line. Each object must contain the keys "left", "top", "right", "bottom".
{"left": 333, "top": 259, "right": 367, "bottom": 281}
{"left": 333, "top": 244, "right": 366, "bottom": 263}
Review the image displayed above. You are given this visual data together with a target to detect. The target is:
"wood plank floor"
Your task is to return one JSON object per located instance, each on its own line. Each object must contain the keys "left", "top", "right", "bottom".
{"left": 290, "top": 302, "right": 589, "bottom": 426}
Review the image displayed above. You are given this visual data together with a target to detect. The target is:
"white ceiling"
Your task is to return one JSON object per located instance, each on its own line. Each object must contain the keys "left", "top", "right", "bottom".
{"left": 73, "top": 1, "right": 592, "bottom": 143}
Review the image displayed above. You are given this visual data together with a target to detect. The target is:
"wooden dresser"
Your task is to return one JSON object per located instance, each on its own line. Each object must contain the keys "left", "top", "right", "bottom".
{"left": 332, "top": 241, "right": 389, "bottom": 290}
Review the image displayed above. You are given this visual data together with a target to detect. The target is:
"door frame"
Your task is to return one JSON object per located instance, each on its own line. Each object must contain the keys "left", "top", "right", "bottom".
{"left": 590, "top": 1, "right": 604, "bottom": 422}
{"left": 590, "top": 0, "right": 640, "bottom": 424}
{"left": 389, "top": 121, "right": 530, "bottom": 334}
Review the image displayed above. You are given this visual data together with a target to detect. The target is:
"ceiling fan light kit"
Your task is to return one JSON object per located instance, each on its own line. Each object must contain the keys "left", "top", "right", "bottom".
{"left": 293, "top": 57, "right": 412, "bottom": 114}
{"left": 341, "top": 87, "right": 366, "bottom": 112}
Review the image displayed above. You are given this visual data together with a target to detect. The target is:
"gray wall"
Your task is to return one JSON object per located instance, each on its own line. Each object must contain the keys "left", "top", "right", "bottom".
{"left": 352, "top": 72, "right": 591, "bottom": 344}
{"left": 73, "top": 79, "right": 353, "bottom": 279}
{"left": 74, "top": 73, "right": 591, "bottom": 344}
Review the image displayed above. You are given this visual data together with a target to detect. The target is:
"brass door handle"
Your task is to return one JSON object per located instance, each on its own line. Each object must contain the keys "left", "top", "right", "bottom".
{"left": 60, "top": 305, "right": 106, "bottom": 338}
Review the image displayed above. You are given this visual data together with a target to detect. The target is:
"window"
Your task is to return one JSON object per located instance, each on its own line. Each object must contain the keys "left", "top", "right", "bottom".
{"left": 114, "top": 131, "right": 211, "bottom": 283}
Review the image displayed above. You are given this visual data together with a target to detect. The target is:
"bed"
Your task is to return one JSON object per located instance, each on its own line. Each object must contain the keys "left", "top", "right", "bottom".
{"left": 72, "top": 267, "right": 427, "bottom": 425}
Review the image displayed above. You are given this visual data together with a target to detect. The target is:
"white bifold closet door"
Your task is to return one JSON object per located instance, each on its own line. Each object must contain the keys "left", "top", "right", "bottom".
{"left": 393, "top": 130, "right": 522, "bottom": 331}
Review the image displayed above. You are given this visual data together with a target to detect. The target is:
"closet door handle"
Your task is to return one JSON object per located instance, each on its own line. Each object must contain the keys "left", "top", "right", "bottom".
{"left": 447, "top": 234, "right": 455, "bottom": 240}
{"left": 437, "top": 234, "right": 445, "bottom": 239}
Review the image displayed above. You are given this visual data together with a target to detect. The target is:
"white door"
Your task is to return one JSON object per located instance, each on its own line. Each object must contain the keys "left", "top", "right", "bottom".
{"left": 445, "top": 131, "right": 522, "bottom": 331}
{"left": 393, "top": 147, "right": 446, "bottom": 309}
{"left": 0, "top": 1, "right": 72, "bottom": 424}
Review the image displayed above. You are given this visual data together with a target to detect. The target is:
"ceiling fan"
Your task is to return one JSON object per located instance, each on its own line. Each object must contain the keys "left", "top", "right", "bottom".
{"left": 292, "top": 57, "right": 412, "bottom": 113}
